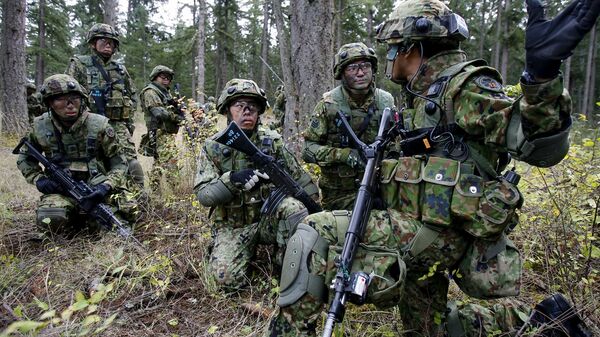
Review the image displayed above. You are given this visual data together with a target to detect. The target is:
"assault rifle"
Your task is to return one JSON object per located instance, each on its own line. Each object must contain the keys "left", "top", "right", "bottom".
{"left": 214, "top": 122, "right": 322, "bottom": 214}
{"left": 322, "top": 108, "right": 401, "bottom": 337}
{"left": 13, "top": 138, "right": 140, "bottom": 244}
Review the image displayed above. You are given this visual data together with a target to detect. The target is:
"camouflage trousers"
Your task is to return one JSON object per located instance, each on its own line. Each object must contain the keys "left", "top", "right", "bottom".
{"left": 267, "top": 209, "right": 530, "bottom": 337}
{"left": 36, "top": 191, "right": 137, "bottom": 234}
{"left": 150, "top": 130, "right": 179, "bottom": 192}
{"left": 109, "top": 120, "right": 145, "bottom": 187}
{"left": 208, "top": 197, "right": 308, "bottom": 291}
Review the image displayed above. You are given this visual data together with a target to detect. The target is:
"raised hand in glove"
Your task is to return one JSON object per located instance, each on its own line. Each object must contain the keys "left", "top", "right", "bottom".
{"left": 81, "top": 184, "right": 111, "bottom": 210}
{"left": 35, "top": 176, "right": 62, "bottom": 194}
{"left": 341, "top": 148, "right": 365, "bottom": 169}
{"left": 525, "top": 0, "right": 600, "bottom": 80}
{"left": 230, "top": 169, "right": 270, "bottom": 191}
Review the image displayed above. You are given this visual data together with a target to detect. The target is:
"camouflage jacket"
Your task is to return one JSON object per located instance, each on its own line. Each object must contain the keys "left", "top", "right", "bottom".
{"left": 403, "top": 50, "right": 571, "bottom": 174}
{"left": 17, "top": 110, "right": 128, "bottom": 189}
{"left": 303, "top": 85, "right": 395, "bottom": 190}
{"left": 140, "top": 82, "right": 179, "bottom": 132}
{"left": 194, "top": 126, "right": 318, "bottom": 228}
{"left": 27, "top": 92, "right": 44, "bottom": 124}
{"left": 66, "top": 53, "right": 137, "bottom": 121}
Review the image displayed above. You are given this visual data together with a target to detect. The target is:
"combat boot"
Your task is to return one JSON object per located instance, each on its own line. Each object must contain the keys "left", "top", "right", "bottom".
{"left": 528, "top": 293, "right": 591, "bottom": 337}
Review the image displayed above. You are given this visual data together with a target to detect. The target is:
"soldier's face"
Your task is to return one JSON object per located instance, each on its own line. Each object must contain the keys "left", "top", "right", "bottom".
{"left": 50, "top": 94, "right": 82, "bottom": 121}
{"left": 156, "top": 73, "right": 172, "bottom": 87}
{"left": 342, "top": 60, "right": 373, "bottom": 91}
{"left": 229, "top": 98, "right": 260, "bottom": 131}
{"left": 93, "top": 38, "right": 116, "bottom": 58}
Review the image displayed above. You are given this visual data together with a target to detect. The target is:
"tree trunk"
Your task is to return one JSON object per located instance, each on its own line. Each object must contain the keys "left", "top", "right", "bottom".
{"left": 0, "top": 0, "right": 28, "bottom": 135}
{"left": 492, "top": 0, "right": 503, "bottom": 69}
{"left": 288, "top": 0, "right": 334, "bottom": 152}
{"left": 499, "top": 0, "right": 510, "bottom": 80}
{"left": 191, "top": 0, "right": 197, "bottom": 101}
{"left": 196, "top": 0, "right": 207, "bottom": 104}
{"left": 273, "top": 0, "right": 297, "bottom": 143}
{"left": 477, "top": 0, "right": 487, "bottom": 59}
{"left": 103, "top": 0, "right": 118, "bottom": 27}
{"left": 335, "top": 0, "right": 343, "bottom": 51}
{"left": 35, "top": 0, "right": 46, "bottom": 86}
{"left": 583, "top": 23, "right": 597, "bottom": 119}
{"left": 366, "top": 6, "right": 374, "bottom": 48}
{"left": 564, "top": 57, "right": 571, "bottom": 92}
{"left": 259, "top": 1, "right": 270, "bottom": 89}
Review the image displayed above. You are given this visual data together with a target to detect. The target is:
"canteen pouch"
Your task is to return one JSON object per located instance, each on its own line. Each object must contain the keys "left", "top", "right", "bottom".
{"left": 380, "top": 159, "right": 399, "bottom": 209}
{"left": 453, "top": 234, "right": 522, "bottom": 299}
{"left": 465, "top": 179, "right": 521, "bottom": 238}
{"left": 394, "top": 156, "right": 423, "bottom": 219}
{"left": 421, "top": 156, "right": 460, "bottom": 226}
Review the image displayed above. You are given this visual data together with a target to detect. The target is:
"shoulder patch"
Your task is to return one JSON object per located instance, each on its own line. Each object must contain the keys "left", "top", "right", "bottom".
{"left": 105, "top": 126, "right": 115, "bottom": 138}
{"left": 474, "top": 76, "right": 503, "bottom": 93}
{"left": 310, "top": 118, "right": 320, "bottom": 129}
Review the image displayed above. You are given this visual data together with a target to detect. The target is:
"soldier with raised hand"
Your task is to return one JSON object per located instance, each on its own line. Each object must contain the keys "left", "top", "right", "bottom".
{"left": 66, "top": 23, "right": 144, "bottom": 188}
{"left": 266, "top": 0, "right": 598, "bottom": 336}
{"left": 16, "top": 74, "right": 135, "bottom": 235}
{"left": 193, "top": 79, "right": 320, "bottom": 291}
{"left": 139, "top": 65, "right": 184, "bottom": 191}
{"left": 302, "top": 42, "right": 395, "bottom": 210}
{"left": 26, "top": 82, "right": 44, "bottom": 124}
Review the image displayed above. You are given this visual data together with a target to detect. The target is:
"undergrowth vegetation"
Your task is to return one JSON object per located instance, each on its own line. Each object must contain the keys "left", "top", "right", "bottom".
{"left": 1, "top": 109, "right": 598, "bottom": 336}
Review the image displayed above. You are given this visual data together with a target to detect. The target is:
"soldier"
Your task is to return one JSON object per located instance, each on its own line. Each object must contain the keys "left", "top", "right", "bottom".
{"left": 302, "top": 42, "right": 395, "bottom": 210}
{"left": 267, "top": 0, "right": 598, "bottom": 336}
{"left": 204, "top": 96, "right": 218, "bottom": 117}
{"left": 139, "top": 65, "right": 184, "bottom": 191}
{"left": 26, "top": 82, "right": 44, "bottom": 124}
{"left": 193, "top": 79, "right": 320, "bottom": 291}
{"left": 66, "top": 23, "right": 144, "bottom": 188}
{"left": 270, "top": 85, "right": 286, "bottom": 132}
{"left": 16, "top": 74, "right": 134, "bottom": 234}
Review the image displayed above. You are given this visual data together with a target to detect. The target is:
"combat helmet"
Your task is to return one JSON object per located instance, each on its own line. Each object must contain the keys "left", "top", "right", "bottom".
{"left": 333, "top": 42, "right": 378, "bottom": 80}
{"left": 40, "top": 74, "right": 88, "bottom": 105}
{"left": 217, "top": 79, "right": 268, "bottom": 115}
{"left": 375, "top": 0, "right": 469, "bottom": 46}
{"left": 149, "top": 65, "right": 174, "bottom": 81}
{"left": 86, "top": 23, "right": 120, "bottom": 48}
{"left": 25, "top": 82, "right": 37, "bottom": 93}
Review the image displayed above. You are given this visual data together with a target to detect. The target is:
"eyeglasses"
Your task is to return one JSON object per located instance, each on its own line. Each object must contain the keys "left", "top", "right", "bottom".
{"left": 53, "top": 94, "right": 81, "bottom": 105}
{"left": 158, "top": 74, "right": 173, "bottom": 81}
{"left": 345, "top": 62, "right": 372, "bottom": 74}
{"left": 96, "top": 38, "right": 116, "bottom": 47}
{"left": 231, "top": 101, "right": 260, "bottom": 113}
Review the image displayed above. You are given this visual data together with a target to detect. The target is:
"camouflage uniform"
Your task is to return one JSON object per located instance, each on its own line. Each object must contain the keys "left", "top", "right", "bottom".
{"left": 65, "top": 23, "right": 143, "bottom": 187}
{"left": 16, "top": 74, "right": 134, "bottom": 234}
{"left": 270, "top": 85, "right": 286, "bottom": 132}
{"left": 268, "top": 1, "right": 581, "bottom": 336}
{"left": 26, "top": 83, "right": 44, "bottom": 124}
{"left": 139, "top": 65, "right": 183, "bottom": 191}
{"left": 303, "top": 43, "right": 395, "bottom": 210}
{"left": 194, "top": 79, "right": 320, "bottom": 290}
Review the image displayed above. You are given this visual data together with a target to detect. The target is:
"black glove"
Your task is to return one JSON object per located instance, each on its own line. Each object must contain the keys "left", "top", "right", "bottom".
{"left": 81, "top": 183, "right": 111, "bottom": 209}
{"left": 525, "top": 0, "right": 600, "bottom": 80}
{"left": 230, "top": 169, "right": 270, "bottom": 191}
{"left": 35, "top": 177, "right": 62, "bottom": 194}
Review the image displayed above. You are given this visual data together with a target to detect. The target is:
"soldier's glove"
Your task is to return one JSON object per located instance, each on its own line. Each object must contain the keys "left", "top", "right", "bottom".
{"left": 341, "top": 148, "right": 365, "bottom": 169}
{"left": 81, "top": 183, "right": 111, "bottom": 209}
{"left": 230, "top": 169, "right": 270, "bottom": 191}
{"left": 35, "top": 177, "right": 62, "bottom": 194}
{"left": 525, "top": 0, "right": 600, "bottom": 80}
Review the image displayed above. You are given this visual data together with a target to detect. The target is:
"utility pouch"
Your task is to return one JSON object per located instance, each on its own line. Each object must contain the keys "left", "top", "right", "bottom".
{"left": 465, "top": 179, "right": 521, "bottom": 238}
{"left": 453, "top": 234, "right": 521, "bottom": 299}
{"left": 380, "top": 159, "right": 399, "bottom": 209}
{"left": 450, "top": 174, "right": 483, "bottom": 221}
{"left": 90, "top": 88, "right": 107, "bottom": 116}
{"left": 421, "top": 156, "right": 460, "bottom": 226}
{"left": 394, "top": 156, "right": 423, "bottom": 219}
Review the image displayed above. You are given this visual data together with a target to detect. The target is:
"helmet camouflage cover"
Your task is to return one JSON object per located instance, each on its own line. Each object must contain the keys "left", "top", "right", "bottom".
{"left": 40, "top": 74, "right": 88, "bottom": 105}
{"left": 149, "top": 65, "right": 175, "bottom": 81}
{"left": 375, "top": 0, "right": 469, "bottom": 45}
{"left": 86, "top": 23, "right": 120, "bottom": 48}
{"left": 333, "top": 42, "right": 378, "bottom": 80}
{"left": 217, "top": 79, "right": 268, "bottom": 115}
{"left": 25, "top": 82, "right": 37, "bottom": 92}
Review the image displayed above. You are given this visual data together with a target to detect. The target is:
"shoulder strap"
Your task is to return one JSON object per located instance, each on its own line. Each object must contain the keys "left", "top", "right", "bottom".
{"left": 91, "top": 55, "right": 112, "bottom": 84}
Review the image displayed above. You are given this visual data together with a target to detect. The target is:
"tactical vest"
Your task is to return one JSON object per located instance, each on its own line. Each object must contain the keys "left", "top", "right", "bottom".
{"left": 210, "top": 127, "right": 281, "bottom": 228}
{"left": 319, "top": 86, "right": 394, "bottom": 189}
{"left": 73, "top": 55, "right": 132, "bottom": 121}
{"left": 140, "top": 82, "right": 176, "bottom": 132}
{"left": 33, "top": 112, "right": 111, "bottom": 185}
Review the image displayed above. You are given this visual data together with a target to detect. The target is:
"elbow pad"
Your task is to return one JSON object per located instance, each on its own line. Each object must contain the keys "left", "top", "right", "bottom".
{"left": 508, "top": 114, "right": 571, "bottom": 168}
{"left": 196, "top": 179, "right": 234, "bottom": 207}
{"left": 302, "top": 143, "right": 318, "bottom": 163}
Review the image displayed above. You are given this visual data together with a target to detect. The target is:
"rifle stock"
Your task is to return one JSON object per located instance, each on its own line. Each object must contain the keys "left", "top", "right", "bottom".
{"left": 322, "top": 108, "right": 400, "bottom": 337}
{"left": 214, "top": 122, "right": 322, "bottom": 214}
{"left": 13, "top": 138, "right": 140, "bottom": 245}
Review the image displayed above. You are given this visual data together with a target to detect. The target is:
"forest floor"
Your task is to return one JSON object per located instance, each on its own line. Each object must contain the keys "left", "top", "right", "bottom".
{"left": 0, "top": 115, "right": 599, "bottom": 337}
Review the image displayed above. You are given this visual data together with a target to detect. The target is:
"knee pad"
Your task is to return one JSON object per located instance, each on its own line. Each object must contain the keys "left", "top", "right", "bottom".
{"left": 36, "top": 207, "right": 70, "bottom": 232}
{"left": 277, "top": 208, "right": 309, "bottom": 246}
{"left": 277, "top": 223, "right": 329, "bottom": 307}
{"left": 128, "top": 159, "right": 145, "bottom": 187}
